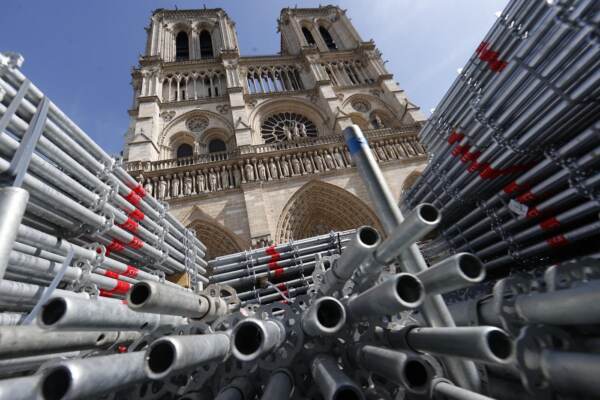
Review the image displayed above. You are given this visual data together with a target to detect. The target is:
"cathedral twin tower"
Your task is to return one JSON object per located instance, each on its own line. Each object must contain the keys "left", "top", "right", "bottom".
{"left": 123, "top": 5, "right": 428, "bottom": 258}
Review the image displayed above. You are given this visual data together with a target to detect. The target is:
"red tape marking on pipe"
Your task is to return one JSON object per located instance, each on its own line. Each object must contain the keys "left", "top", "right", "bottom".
{"left": 451, "top": 144, "right": 470, "bottom": 157}
{"left": 468, "top": 161, "right": 487, "bottom": 173}
{"left": 117, "top": 345, "right": 128, "bottom": 353}
{"left": 132, "top": 184, "right": 146, "bottom": 198}
{"left": 277, "top": 283, "right": 286, "bottom": 291}
{"left": 503, "top": 181, "right": 530, "bottom": 194}
{"left": 128, "top": 237, "right": 144, "bottom": 250}
{"left": 99, "top": 289, "right": 115, "bottom": 298}
{"left": 526, "top": 207, "right": 540, "bottom": 219}
{"left": 124, "top": 191, "right": 142, "bottom": 207}
{"left": 461, "top": 150, "right": 480, "bottom": 163}
{"left": 540, "top": 217, "right": 560, "bottom": 231}
{"left": 265, "top": 245, "right": 281, "bottom": 262}
{"left": 547, "top": 234, "right": 568, "bottom": 248}
{"left": 124, "top": 265, "right": 139, "bottom": 278}
{"left": 118, "top": 218, "right": 139, "bottom": 234}
{"left": 447, "top": 131, "right": 464, "bottom": 145}
{"left": 104, "top": 270, "right": 119, "bottom": 279}
{"left": 476, "top": 42, "right": 508, "bottom": 72}
{"left": 106, "top": 239, "right": 125, "bottom": 256}
{"left": 112, "top": 280, "right": 131, "bottom": 294}
{"left": 100, "top": 281, "right": 131, "bottom": 296}
{"left": 517, "top": 191, "right": 536, "bottom": 204}
{"left": 268, "top": 261, "right": 280, "bottom": 271}
{"left": 128, "top": 209, "right": 145, "bottom": 221}
{"left": 273, "top": 268, "right": 284, "bottom": 278}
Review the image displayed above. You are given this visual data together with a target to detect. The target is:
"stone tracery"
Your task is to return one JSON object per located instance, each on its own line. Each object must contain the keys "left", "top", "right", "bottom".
{"left": 260, "top": 112, "right": 317, "bottom": 143}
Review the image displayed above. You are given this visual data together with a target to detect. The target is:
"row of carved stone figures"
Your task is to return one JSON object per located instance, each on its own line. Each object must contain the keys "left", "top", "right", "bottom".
{"left": 139, "top": 137, "right": 425, "bottom": 199}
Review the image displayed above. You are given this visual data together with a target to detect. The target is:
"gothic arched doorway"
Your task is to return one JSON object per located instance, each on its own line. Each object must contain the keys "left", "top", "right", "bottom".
{"left": 188, "top": 219, "right": 246, "bottom": 260}
{"left": 275, "top": 180, "right": 383, "bottom": 243}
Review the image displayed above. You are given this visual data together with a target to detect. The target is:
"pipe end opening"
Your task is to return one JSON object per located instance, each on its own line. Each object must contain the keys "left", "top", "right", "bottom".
{"left": 404, "top": 359, "right": 429, "bottom": 390}
{"left": 418, "top": 204, "right": 440, "bottom": 224}
{"left": 358, "top": 226, "right": 379, "bottom": 246}
{"left": 147, "top": 340, "right": 176, "bottom": 375}
{"left": 41, "top": 298, "right": 67, "bottom": 326}
{"left": 458, "top": 254, "right": 484, "bottom": 280}
{"left": 233, "top": 321, "right": 263, "bottom": 358}
{"left": 487, "top": 330, "right": 513, "bottom": 360}
{"left": 334, "top": 386, "right": 363, "bottom": 400}
{"left": 129, "top": 283, "right": 151, "bottom": 306}
{"left": 317, "top": 299, "right": 345, "bottom": 329}
{"left": 42, "top": 366, "right": 71, "bottom": 400}
{"left": 396, "top": 275, "right": 423, "bottom": 305}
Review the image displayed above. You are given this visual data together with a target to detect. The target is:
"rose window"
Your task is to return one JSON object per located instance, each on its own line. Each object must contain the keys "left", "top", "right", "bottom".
{"left": 261, "top": 113, "right": 317, "bottom": 143}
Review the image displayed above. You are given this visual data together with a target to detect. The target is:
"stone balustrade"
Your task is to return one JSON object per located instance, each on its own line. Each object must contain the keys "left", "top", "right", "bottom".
{"left": 124, "top": 125, "right": 426, "bottom": 202}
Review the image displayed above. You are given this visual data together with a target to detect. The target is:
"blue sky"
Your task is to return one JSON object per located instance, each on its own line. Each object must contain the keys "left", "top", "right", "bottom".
{"left": 1, "top": 0, "right": 507, "bottom": 156}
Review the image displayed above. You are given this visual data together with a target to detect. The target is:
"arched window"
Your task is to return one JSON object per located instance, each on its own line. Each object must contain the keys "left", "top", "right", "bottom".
{"left": 176, "top": 143, "right": 193, "bottom": 158}
{"left": 175, "top": 32, "right": 189, "bottom": 61}
{"left": 302, "top": 27, "right": 316, "bottom": 46}
{"left": 319, "top": 26, "right": 337, "bottom": 50}
{"left": 261, "top": 113, "right": 318, "bottom": 143}
{"left": 208, "top": 139, "right": 226, "bottom": 153}
{"left": 200, "top": 30, "right": 214, "bottom": 58}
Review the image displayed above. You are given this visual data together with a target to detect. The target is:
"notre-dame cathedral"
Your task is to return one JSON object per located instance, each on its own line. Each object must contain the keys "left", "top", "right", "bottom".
{"left": 123, "top": 5, "right": 428, "bottom": 259}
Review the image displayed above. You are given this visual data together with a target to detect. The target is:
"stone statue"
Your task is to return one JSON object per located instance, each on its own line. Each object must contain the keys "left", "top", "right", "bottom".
{"left": 283, "top": 125, "right": 292, "bottom": 141}
{"left": 209, "top": 168, "right": 218, "bottom": 191}
{"left": 183, "top": 173, "right": 193, "bottom": 195}
{"left": 144, "top": 181, "right": 153, "bottom": 197}
{"left": 373, "top": 114, "right": 384, "bottom": 128}
{"left": 343, "top": 147, "right": 352, "bottom": 164}
{"left": 268, "top": 159, "right": 278, "bottom": 179}
{"left": 299, "top": 123, "right": 307, "bottom": 137}
{"left": 324, "top": 151, "right": 335, "bottom": 169}
{"left": 281, "top": 158, "right": 290, "bottom": 177}
{"left": 171, "top": 176, "right": 180, "bottom": 197}
{"left": 376, "top": 144, "right": 388, "bottom": 161}
{"left": 394, "top": 141, "right": 407, "bottom": 157}
{"left": 158, "top": 179, "right": 167, "bottom": 200}
{"left": 313, "top": 152, "right": 324, "bottom": 172}
{"left": 303, "top": 156, "right": 313, "bottom": 173}
{"left": 221, "top": 166, "right": 230, "bottom": 189}
{"left": 291, "top": 157, "right": 301, "bottom": 175}
{"left": 257, "top": 161, "right": 267, "bottom": 181}
{"left": 233, "top": 166, "right": 241, "bottom": 187}
{"left": 197, "top": 171, "right": 206, "bottom": 192}
{"left": 403, "top": 141, "right": 416, "bottom": 156}
{"left": 333, "top": 148, "right": 345, "bottom": 168}
{"left": 383, "top": 141, "right": 397, "bottom": 159}
{"left": 292, "top": 123, "right": 300, "bottom": 139}
{"left": 245, "top": 161, "right": 255, "bottom": 181}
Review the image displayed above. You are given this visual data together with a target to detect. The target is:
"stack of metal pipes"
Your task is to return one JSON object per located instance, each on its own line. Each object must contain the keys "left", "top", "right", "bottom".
{"left": 402, "top": 0, "right": 600, "bottom": 274}
{"left": 208, "top": 230, "right": 355, "bottom": 306}
{"left": 0, "top": 51, "right": 209, "bottom": 326}
{"left": 0, "top": 0, "right": 599, "bottom": 398}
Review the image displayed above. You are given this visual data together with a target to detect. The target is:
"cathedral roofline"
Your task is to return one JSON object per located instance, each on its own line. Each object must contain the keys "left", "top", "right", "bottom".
{"left": 279, "top": 4, "right": 342, "bottom": 16}
{"left": 151, "top": 7, "right": 228, "bottom": 18}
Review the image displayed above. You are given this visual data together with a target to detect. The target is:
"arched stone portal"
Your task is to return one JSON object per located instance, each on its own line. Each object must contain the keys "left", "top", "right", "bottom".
{"left": 275, "top": 180, "right": 383, "bottom": 243}
{"left": 188, "top": 220, "right": 246, "bottom": 260}
{"left": 184, "top": 206, "right": 247, "bottom": 259}
{"left": 401, "top": 169, "right": 422, "bottom": 195}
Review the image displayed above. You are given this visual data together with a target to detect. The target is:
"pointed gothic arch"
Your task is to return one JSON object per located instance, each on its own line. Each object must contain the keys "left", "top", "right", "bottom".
{"left": 275, "top": 180, "right": 383, "bottom": 243}
{"left": 199, "top": 30, "right": 214, "bottom": 58}
{"left": 187, "top": 217, "right": 246, "bottom": 261}
{"left": 175, "top": 31, "right": 190, "bottom": 61}
{"left": 401, "top": 169, "right": 423, "bottom": 196}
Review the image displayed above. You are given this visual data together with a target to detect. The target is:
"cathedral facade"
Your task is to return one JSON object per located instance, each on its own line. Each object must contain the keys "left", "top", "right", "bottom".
{"left": 123, "top": 5, "right": 428, "bottom": 259}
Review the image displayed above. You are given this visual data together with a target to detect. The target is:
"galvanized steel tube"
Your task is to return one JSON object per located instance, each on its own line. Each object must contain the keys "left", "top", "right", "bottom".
{"left": 145, "top": 333, "right": 230, "bottom": 380}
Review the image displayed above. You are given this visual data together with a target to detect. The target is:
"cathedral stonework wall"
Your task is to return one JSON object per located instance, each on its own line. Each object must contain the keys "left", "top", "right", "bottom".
{"left": 124, "top": 5, "right": 429, "bottom": 258}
